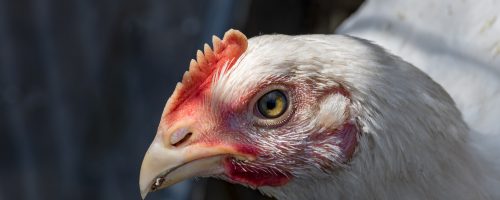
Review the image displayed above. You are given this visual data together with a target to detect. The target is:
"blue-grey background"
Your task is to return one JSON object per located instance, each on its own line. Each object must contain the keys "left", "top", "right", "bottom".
{"left": 0, "top": 0, "right": 362, "bottom": 199}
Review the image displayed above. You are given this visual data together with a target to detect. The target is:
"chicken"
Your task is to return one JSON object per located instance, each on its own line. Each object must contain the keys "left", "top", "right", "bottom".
{"left": 139, "top": 29, "right": 500, "bottom": 199}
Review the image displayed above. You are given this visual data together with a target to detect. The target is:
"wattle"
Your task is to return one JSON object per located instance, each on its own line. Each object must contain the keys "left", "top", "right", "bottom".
{"left": 223, "top": 158, "right": 291, "bottom": 187}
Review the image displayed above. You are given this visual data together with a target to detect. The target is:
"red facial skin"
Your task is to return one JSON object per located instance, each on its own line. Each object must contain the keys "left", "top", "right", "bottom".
{"left": 164, "top": 89, "right": 208, "bottom": 125}
{"left": 163, "top": 80, "right": 359, "bottom": 188}
{"left": 165, "top": 78, "right": 360, "bottom": 186}
{"left": 223, "top": 156, "right": 292, "bottom": 187}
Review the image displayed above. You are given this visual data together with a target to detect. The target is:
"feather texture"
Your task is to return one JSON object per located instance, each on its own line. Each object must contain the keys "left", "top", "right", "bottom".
{"left": 337, "top": 0, "right": 500, "bottom": 136}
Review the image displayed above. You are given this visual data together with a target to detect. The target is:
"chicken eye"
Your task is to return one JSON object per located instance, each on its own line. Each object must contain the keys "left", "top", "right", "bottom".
{"left": 256, "top": 90, "right": 288, "bottom": 118}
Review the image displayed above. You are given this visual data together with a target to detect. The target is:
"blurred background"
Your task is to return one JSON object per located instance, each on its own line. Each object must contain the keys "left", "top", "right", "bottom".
{"left": 0, "top": 0, "right": 363, "bottom": 199}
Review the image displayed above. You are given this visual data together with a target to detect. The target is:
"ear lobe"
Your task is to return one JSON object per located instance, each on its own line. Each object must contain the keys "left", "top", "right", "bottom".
{"left": 162, "top": 29, "right": 248, "bottom": 117}
{"left": 315, "top": 93, "right": 350, "bottom": 129}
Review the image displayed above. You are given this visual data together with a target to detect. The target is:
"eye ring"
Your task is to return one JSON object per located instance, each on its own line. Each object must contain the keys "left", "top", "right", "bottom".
{"left": 250, "top": 85, "right": 293, "bottom": 127}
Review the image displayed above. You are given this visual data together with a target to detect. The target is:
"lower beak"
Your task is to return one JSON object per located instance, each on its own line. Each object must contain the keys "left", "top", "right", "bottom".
{"left": 139, "top": 135, "right": 252, "bottom": 199}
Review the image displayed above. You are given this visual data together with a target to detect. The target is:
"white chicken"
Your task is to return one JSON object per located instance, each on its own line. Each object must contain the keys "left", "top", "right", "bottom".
{"left": 139, "top": 1, "right": 500, "bottom": 199}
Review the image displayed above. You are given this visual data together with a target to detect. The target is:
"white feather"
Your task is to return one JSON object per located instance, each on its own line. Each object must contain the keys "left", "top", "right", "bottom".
{"left": 335, "top": 1, "right": 500, "bottom": 198}
{"left": 337, "top": 0, "right": 500, "bottom": 136}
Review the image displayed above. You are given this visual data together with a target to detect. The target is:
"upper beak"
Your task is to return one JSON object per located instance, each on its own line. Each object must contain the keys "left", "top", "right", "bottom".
{"left": 139, "top": 131, "right": 253, "bottom": 199}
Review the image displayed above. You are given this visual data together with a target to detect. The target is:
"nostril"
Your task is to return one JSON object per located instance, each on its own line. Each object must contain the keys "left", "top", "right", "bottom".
{"left": 170, "top": 128, "right": 193, "bottom": 147}
{"left": 173, "top": 132, "right": 192, "bottom": 147}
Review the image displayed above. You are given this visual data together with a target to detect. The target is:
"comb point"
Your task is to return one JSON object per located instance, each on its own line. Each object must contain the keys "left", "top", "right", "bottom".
{"left": 182, "top": 71, "right": 192, "bottom": 84}
{"left": 204, "top": 43, "right": 215, "bottom": 63}
{"left": 212, "top": 35, "right": 222, "bottom": 53}
{"left": 189, "top": 59, "right": 199, "bottom": 72}
{"left": 223, "top": 29, "right": 247, "bottom": 44}
{"left": 196, "top": 50, "right": 206, "bottom": 66}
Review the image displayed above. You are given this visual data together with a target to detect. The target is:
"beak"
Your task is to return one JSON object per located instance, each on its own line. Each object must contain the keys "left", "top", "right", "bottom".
{"left": 139, "top": 131, "right": 253, "bottom": 199}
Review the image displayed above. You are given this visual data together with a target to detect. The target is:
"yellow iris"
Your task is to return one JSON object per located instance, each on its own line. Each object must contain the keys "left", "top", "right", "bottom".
{"left": 257, "top": 90, "right": 288, "bottom": 118}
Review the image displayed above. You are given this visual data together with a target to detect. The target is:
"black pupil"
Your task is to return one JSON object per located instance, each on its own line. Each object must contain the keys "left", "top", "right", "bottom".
{"left": 265, "top": 98, "right": 276, "bottom": 110}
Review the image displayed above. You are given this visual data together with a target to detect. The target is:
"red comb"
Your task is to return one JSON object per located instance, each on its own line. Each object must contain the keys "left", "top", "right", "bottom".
{"left": 163, "top": 29, "right": 248, "bottom": 115}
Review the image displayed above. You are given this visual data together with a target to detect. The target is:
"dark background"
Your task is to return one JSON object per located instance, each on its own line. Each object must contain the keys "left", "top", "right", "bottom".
{"left": 0, "top": 0, "right": 363, "bottom": 199}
